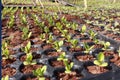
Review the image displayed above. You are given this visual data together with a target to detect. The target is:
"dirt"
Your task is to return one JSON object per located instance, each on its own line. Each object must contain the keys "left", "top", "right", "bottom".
{"left": 87, "top": 65, "right": 109, "bottom": 74}
{"left": 21, "top": 64, "right": 43, "bottom": 74}
{"left": 56, "top": 71, "right": 83, "bottom": 80}
{"left": 46, "top": 51, "right": 62, "bottom": 57}
{"left": 2, "top": 58, "right": 16, "bottom": 67}
{"left": 42, "top": 44, "right": 53, "bottom": 50}
{"left": 2, "top": 67, "right": 16, "bottom": 77}
{"left": 110, "top": 54, "right": 120, "bottom": 67}
{"left": 76, "top": 54, "right": 94, "bottom": 62}
{"left": 69, "top": 47, "right": 84, "bottom": 52}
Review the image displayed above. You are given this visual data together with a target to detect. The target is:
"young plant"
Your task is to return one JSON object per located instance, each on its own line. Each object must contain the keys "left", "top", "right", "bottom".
{"left": 61, "top": 29, "right": 68, "bottom": 37}
{"left": 21, "top": 41, "right": 31, "bottom": 54}
{"left": 22, "top": 15, "right": 27, "bottom": 25}
{"left": 57, "top": 52, "right": 68, "bottom": 61}
{"left": 70, "top": 39, "right": 79, "bottom": 48}
{"left": 21, "top": 27, "right": 32, "bottom": 40}
{"left": 102, "top": 41, "right": 110, "bottom": 50}
{"left": 88, "top": 30, "right": 97, "bottom": 40}
{"left": 83, "top": 42, "right": 94, "bottom": 54}
{"left": 39, "top": 33, "right": 46, "bottom": 41}
{"left": 23, "top": 53, "right": 36, "bottom": 65}
{"left": 71, "top": 23, "right": 78, "bottom": 30}
{"left": 66, "top": 35, "right": 71, "bottom": 42}
{"left": 94, "top": 52, "right": 108, "bottom": 67}
{"left": 46, "top": 34, "right": 53, "bottom": 43}
{"left": 44, "top": 26, "right": 50, "bottom": 34}
{"left": 56, "top": 22, "right": 63, "bottom": 31}
{"left": 61, "top": 16, "right": 67, "bottom": 24}
{"left": 33, "top": 66, "right": 47, "bottom": 80}
{"left": 53, "top": 41, "right": 63, "bottom": 51}
{"left": 7, "top": 17, "right": 14, "bottom": 29}
{"left": 2, "top": 47, "right": 11, "bottom": 60}
{"left": 81, "top": 25, "right": 87, "bottom": 34}
{"left": 2, "top": 41, "right": 8, "bottom": 51}
{"left": 64, "top": 60, "right": 74, "bottom": 74}
{"left": 2, "top": 75, "right": 9, "bottom": 80}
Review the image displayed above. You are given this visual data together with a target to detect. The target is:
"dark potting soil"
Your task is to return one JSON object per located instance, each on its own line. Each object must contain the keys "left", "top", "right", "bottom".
{"left": 76, "top": 54, "right": 95, "bottom": 62}
{"left": 21, "top": 64, "right": 43, "bottom": 74}
{"left": 2, "top": 66, "right": 16, "bottom": 77}
{"left": 56, "top": 71, "right": 83, "bottom": 80}
{"left": 86, "top": 65, "right": 109, "bottom": 74}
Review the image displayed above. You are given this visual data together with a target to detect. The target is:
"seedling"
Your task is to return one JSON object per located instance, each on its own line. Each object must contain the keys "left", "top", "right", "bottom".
{"left": 21, "top": 27, "right": 32, "bottom": 40}
{"left": 61, "top": 16, "right": 67, "bottom": 24}
{"left": 40, "top": 33, "right": 46, "bottom": 41}
{"left": 44, "top": 26, "right": 50, "bottom": 34}
{"left": 53, "top": 41, "right": 63, "bottom": 51}
{"left": 71, "top": 23, "right": 78, "bottom": 30}
{"left": 102, "top": 41, "right": 110, "bottom": 50}
{"left": 56, "top": 22, "right": 63, "bottom": 31}
{"left": 70, "top": 39, "right": 79, "bottom": 48}
{"left": 81, "top": 25, "right": 87, "bottom": 34}
{"left": 83, "top": 42, "right": 94, "bottom": 54}
{"left": 22, "top": 15, "right": 27, "bottom": 25}
{"left": 61, "top": 30, "right": 68, "bottom": 37}
{"left": 46, "top": 34, "right": 53, "bottom": 43}
{"left": 21, "top": 41, "right": 31, "bottom": 54}
{"left": 23, "top": 53, "right": 36, "bottom": 65}
{"left": 66, "top": 35, "right": 71, "bottom": 42}
{"left": 2, "top": 47, "right": 11, "bottom": 60}
{"left": 2, "top": 75, "right": 9, "bottom": 80}
{"left": 2, "top": 41, "right": 8, "bottom": 51}
{"left": 57, "top": 52, "right": 68, "bottom": 61}
{"left": 94, "top": 52, "right": 108, "bottom": 67}
{"left": 33, "top": 66, "right": 47, "bottom": 80}
{"left": 48, "top": 16, "right": 54, "bottom": 26}
{"left": 64, "top": 60, "right": 74, "bottom": 74}
{"left": 7, "top": 17, "right": 14, "bottom": 29}
{"left": 88, "top": 30, "right": 97, "bottom": 40}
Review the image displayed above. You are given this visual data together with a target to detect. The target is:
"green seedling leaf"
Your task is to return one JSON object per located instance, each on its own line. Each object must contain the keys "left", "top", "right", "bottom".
{"left": 61, "top": 30, "right": 68, "bottom": 37}
{"left": 81, "top": 25, "right": 86, "bottom": 33}
{"left": 39, "top": 77, "right": 45, "bottom": 80}
{"left": 97, "top": 52, "right": 104, "bottom": 62}
{"left": 58, "top": 41, "right": 64, "bottom": 47}
{"left": 2, "top": 75, "right": 9, "bottom": 80}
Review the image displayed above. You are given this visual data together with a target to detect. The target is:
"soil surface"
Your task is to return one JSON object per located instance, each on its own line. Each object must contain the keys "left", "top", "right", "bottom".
{"left": 56, "top": 71, "right": 83, "bottom": 80}
{"left": 2, "top": 67, "right": 16, "bottom": 77}
{"left": 87, "top": 65, "right": 109, "bottom": 74}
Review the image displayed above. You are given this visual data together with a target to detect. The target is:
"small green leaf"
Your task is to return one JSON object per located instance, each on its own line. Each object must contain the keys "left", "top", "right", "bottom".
{"left": 39, "top": 77, "right": 45, "bottom": 80}
{"left": 81, "top": 25, "right": 86, "bottom": 33}
{"left": 2, "top": 75, "right": 9, "bottom": 80}
{"left": 100, "top": 62, "right": 108, "bottom": 67}
{"left": 58, "top": 41, "right": 63, "bottom": 47}
{"left": 28, "top": 32, "right": 32, "bottom": 38}
{"left": 94, "top": 60, "right": 101, "bottom": 66}
{"left": 23, "top": 61, "right": 29, "bottom": 65}
{"left": 105, "top": 42, "right": 110, "bottom": 47}
{"left": 97, "top": 52, "right": 104, "bottom": 62}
